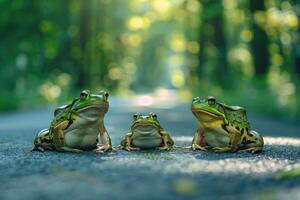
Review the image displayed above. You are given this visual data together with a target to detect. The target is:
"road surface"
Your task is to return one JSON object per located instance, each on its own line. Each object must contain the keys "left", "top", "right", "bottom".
{"left": 0, "top": 96, "right": 300, "bottom": 200}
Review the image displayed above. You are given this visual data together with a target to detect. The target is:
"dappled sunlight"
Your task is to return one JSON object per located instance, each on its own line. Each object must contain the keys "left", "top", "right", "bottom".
{"left": 0, "top": 0, "right": 300, "bottom": 119}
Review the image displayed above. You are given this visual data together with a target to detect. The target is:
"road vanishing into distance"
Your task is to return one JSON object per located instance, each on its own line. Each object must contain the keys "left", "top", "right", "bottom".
{"left": 0, "top": 95, "right": 300, "bottom": 200}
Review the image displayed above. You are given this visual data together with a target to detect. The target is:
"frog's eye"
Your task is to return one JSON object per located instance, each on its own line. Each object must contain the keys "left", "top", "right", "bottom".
{"left": 133, "top": 113, "right": 140, "bottom": 119}
{"left": 192, "top": 97, "right": 200, "bottom": 102}
{"left": 80, "top": 90, "right": 90, "bottom": 99}
{"left": 103, "top": 92, "right": 109, "bottom": 98}
{"left": 207, "top": 96, "right": 216, "bottom": 105}
{"left": 98, "top": 90, "right": 109, "bottom": 97}
{"left": 150, "top": 112, "right": 157, "bottom": 119}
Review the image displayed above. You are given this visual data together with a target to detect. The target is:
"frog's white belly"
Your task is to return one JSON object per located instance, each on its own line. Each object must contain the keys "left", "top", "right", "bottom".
{"left": 204, "top": 127, "right": 230, "bottom": 147}
{"left": 64, "top": 118, "right": 103, "bottom": 149}
{"left": 132, "top": 129, "right": 163, "bottom": 148}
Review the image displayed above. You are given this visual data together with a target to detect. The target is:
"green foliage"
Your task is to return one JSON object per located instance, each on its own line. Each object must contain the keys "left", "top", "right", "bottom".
{"left": 275, "top": 167, "right": 300, "bottom": 180}
{"left": 0, "top": 0, "right": 299, "bottom": 120}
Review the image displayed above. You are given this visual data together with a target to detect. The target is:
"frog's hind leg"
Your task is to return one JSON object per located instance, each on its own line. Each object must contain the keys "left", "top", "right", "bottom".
{"left": 56, "top": 146, "right": 83, "bottom": 153}
{"left": 31, "top": 145, "right": 54, "bottom": 152}
{"left": 239, "top": 130, "right": 264, "bottom": 153}
{"left": 121, "top": 133, "right": 140, "bottom": 151}
{"left": 213, "top": 126, "right": 241, "bottom": 153}
{"left": 212, "top": 146, "right": 235, "bottom": 153}
{"left": 192, "top": 128, "right": 208, "bottom": 151}
{"left": 238, "top": 146, "right": 263, "bottom": 153}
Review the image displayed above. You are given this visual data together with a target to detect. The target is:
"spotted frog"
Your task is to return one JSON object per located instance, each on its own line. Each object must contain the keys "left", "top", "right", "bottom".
{"left": 191, "top": 96, "right": 264, "bottom": 153}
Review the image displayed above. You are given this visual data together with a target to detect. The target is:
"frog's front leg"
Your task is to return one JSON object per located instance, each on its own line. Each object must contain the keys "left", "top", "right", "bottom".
{"left": 52, "top": 122, "right": 83, "bottom": 153}
{"left": 213, "top": 126, "right": 241, "bottom": 153}
{"left": 121, "top": 133, "right": 140, "bottom": 151}
{"left": 94, "top": 126, "right": 112, "bottom": 152}
{"left": 157, "top": 131, "right": 174, "bottom": 150}
{"left": 192, "top": 128, "right": 208, "bottom": 151}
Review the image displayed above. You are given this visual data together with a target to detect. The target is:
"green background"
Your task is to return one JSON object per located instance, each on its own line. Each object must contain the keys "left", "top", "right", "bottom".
{"left": 1, "top": 0, "right": 299, "bottom": 119}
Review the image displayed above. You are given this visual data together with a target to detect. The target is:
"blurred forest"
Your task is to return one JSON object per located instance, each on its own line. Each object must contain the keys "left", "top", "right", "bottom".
{"left": 0, "top": 0, "right": 300, "bottom": 119}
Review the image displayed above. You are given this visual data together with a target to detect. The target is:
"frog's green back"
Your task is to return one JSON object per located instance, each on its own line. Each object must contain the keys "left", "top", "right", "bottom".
{"left": 220, "top": 103, "right": 250, "bottom": 131}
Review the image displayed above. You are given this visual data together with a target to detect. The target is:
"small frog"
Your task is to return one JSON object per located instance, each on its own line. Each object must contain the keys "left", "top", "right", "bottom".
{"left": 33, "top": 90, "right": 112, "bottom": 153}
{"left": 121, "top": 112, "right": 174, "bottom": 151}
{"left": 191, "top": 96, "right": 264, "bottom": 153}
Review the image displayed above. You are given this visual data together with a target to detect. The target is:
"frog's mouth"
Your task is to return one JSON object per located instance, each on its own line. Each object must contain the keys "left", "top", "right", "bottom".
{"left": 192, "top": 108, "right": 223, "bottom": 122}
{"left": 132, "top": 123, "right": 160, "bottom": 132}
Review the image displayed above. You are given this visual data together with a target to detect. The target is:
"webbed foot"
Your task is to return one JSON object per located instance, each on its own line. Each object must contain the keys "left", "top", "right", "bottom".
{"left": 239, "top": 146, "right": 262, "bottom": 153}
{"left": 212, "top": 147, "right": 236, "bottom": 153}
{"left": 58, "top": 146, "right": 83, "bottom": 153}
{"left": 94, "top": 144, "right": 112, "bottom": 153}
{"left": 192, "top": 144, "right": 207, "bottom": 151}
{"left": 31, "top": 146, "right": 45, "bottom": 152}
{"left": 157, "top": 145, "right": 172, "bottom": 151}
{"left": 124, "top": 146, "right": 141, "bottom": 151}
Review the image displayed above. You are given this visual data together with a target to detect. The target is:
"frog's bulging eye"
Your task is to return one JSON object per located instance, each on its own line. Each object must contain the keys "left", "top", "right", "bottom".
{"left": 133, "top": 113, "right": 140, "bottom": 119}
{"left": 80, "top": 90, "right": 90, "bottom": 99}
{"left": 207, "top": 96, "right": 216, "bottom": 105}
{"left": 104, "top": 92, "right": 109, "bottom": 98}
{"left": 150, "top": 112, "right": 157, "bottom": 119}
{"left": 98, "top": 90, "right": 109, "bottom": 98}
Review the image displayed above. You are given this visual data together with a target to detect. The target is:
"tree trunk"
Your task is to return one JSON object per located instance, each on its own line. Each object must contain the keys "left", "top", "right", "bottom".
{"left": 78, "top": 0, "right": 91, "bottom": 88}
{"left": 197, "top": 0, "right": 229, "bottom": 87}
{"left": 249, "top": 0, "right": 269, "bottom": 76}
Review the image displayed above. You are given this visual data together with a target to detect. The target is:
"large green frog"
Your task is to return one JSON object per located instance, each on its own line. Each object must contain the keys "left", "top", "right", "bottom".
{"left": 121, "top": 112, "right": 174, "bottom": 151}
{"left": 191, "top": 96, "right": 264, "bottom": 153}
{"left": 33, "top": 90, "right": 112, "bottom": 153}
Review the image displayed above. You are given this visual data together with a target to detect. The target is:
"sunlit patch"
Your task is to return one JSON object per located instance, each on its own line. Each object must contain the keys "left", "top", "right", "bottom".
{"left": 127, "top": 16, "right": 145, "bottom": 30}
{"left": 171, "top": 70, "right": 185, "bottom": 88}
{"left": 268, "top": 65, "right": 296, "bottom": 107}
{"left": 109, "top": 67, "right": 122, "bottom": 80}
{"left": 39, "top": 83, "right": 61, "bottom": 103}
{"left": 170, "top": 33, "right": 186, "bottom": 52}
{"left": 173, "top": 136, "right": 193, "bottom": 142}
{"left": 94, "top": 137, "right": 300, "bottom": 176}
{"left": 240, "top": 29, "right": 253, "bottom": 42}
{"left": 152, "top": 0, "right": 171, "bottom": 13}
{"left": 264, "top": 137, "right": 300, "bottom": 146}
{"left": 137, "top": 95, "right": 154, "bottom": 106}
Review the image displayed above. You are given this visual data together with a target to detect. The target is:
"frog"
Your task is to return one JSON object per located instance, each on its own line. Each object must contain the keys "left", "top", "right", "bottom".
{"left": 191, "top": 96, "right": 264, "bottom": 153}
{"left": 120, "top": 112, "right": 174, "bottom": 151}
{"left": 32, "top": 90, "right": 112, "bottom": 153}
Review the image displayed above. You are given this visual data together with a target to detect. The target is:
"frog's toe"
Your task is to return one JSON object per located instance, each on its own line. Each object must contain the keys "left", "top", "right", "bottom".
{"left": 212, "top": 147, "right": 234, "bottom": 153}
{"left": 239, "top": 147, "right": 262, "bottom": 154}
{"left": 192, "top": 144, "right": 207, "bottom": 151}
{"left": 95, "top": 144, "right": 111, "bottom": 152}
{"left": 157, "top": 146, "right": 172, "bottom": 151}
{"left": 32, "top": 146, "right": 45, "bottom": 152}
{"left": 124, "top": 146, "right": 140, "bottom": 151}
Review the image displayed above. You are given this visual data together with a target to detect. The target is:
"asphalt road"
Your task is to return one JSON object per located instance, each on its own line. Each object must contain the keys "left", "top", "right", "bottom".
{"left": 0, "top": 96, "right": 300, "bottom": 200}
